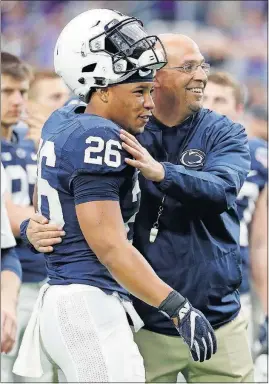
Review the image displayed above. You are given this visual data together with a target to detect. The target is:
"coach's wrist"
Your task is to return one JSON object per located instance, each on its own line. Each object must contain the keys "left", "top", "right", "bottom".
{"left": 152, "top": 161, "right": 165, "bottom": 182}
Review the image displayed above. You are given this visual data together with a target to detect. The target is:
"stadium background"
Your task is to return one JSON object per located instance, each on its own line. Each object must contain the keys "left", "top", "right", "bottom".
{"left": 1, "top": 0, "right": 267, "bottom": 114}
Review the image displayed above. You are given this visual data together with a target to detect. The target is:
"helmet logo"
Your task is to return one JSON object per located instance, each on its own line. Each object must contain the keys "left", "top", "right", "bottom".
{"left": 115, "top": 63, "right": 124, "bottom": 72}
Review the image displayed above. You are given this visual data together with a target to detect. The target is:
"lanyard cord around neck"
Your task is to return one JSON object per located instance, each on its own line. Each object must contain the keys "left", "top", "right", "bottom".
{"left": 149, "top": 113, "right": 196, "bottom": 243}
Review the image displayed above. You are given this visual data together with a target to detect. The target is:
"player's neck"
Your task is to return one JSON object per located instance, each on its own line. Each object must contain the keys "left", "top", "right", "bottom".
{"left": 84, "top": 103, "right": 111, "bottom": 121}
{"left": 1, "top": 124, "right": 13, "bottom": 141}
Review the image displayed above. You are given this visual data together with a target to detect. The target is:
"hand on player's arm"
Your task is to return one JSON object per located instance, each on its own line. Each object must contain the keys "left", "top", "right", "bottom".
{"left": 25, "top": 213, "right": 66, "bottom": 253}
{"left": 1, "top": 270, "right": 20, "bottom": 353}
{"left": 120, "top": 129, "right": 165, "bottom": 182}
{"left": 76, "top": 199, "right": 217, "bottom": 362}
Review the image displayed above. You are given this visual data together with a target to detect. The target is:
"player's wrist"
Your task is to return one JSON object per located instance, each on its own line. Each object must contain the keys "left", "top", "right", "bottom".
{"left": 158, "top": 290, "right": 187, "bottom": 320}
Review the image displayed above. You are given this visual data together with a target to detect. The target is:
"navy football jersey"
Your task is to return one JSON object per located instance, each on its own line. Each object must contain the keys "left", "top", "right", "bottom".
{"left": 237, "top": 137, "right": 268, "bottom": 293}
{"left": 1, "top": 134, "right": 46, "bottom": 282}
{"left": 37, "top": 104, "right": 140, "bottom": 297}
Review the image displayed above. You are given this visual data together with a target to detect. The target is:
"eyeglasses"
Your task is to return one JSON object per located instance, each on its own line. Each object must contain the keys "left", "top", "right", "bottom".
{"left": 166, "top": 62, "right": 210, "bottom": 75}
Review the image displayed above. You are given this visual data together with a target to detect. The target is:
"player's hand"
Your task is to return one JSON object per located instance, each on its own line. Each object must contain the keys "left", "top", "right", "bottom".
{"left": 22, "top": 101, "right": 52, "bottom": 150}
{"left": 1, "top": 297, "right": 17, "bottom": 353}
{"left": 175, "top": 299, "right": 217, "bottom": 362}
{"left": 120, "top": 129, "right": 165, "bottom": 182}
{"left": 159, "top": 291, "right": 217, "bottom": 362}
{"left": 27, "top": 213, "right": 65, "bottom": 253}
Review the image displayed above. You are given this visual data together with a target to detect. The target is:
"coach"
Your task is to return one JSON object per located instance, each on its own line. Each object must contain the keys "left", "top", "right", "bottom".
{"left": 120, "top": 34, "right": 254, "bottom": 383}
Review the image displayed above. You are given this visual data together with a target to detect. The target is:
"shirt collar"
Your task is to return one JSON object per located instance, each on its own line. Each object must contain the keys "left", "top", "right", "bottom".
{"left": 149, "top": 110, "right": 201, "bottom": 131}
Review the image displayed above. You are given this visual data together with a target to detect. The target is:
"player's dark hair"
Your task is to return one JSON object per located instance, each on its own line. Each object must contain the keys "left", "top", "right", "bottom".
{"left": 1, "top": 52, "right": 33, "bottom": 81}
{"left": 208, "top": 72, "right": 245, "bottom": 107}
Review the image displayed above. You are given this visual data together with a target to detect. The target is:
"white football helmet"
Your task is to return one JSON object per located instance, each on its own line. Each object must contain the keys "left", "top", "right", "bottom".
{"left": 54, "top": 8, "right": 167, "bottom": 102}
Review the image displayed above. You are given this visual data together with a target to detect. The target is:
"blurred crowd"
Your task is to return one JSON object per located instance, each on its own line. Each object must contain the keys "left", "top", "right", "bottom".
{"left": 1, "top": 0, "right": 267, "bottom": 112}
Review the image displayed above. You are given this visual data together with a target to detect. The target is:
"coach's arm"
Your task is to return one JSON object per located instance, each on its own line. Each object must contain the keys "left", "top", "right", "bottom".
{"left": 120, "top": 124, "right": 250, "bottom": 214}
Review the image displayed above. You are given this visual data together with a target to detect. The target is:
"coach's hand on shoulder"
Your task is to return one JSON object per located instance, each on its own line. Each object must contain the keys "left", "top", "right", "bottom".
{"left": 26, "top": 213, "right": 65, "bottom": 253}
{"left": 120, "top": 129, "right": 165, "bottom": 182}
{"left": 158, "top": 291, "right": 217, "bottom": 362}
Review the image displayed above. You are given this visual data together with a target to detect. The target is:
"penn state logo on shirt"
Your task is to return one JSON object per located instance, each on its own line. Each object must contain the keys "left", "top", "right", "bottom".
{"left": 180, "top": 149, "right": 205, "bottom": 168}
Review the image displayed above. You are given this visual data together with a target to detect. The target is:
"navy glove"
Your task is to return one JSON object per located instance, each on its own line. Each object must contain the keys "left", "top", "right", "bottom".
{"left": 159, "top": 291, "right": 217, "bottom": 362}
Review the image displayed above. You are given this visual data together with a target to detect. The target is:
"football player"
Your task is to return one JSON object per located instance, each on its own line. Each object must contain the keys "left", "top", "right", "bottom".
{"left": 15, "top": 70, "right": 70, "bottom": 151}
{"left": 1, "top": 52, "right": 54, "bottom": 382}
{"left": 13, "top": 9, "right": 216, "bottom": 383}
{"left": 28, "top": 69, "right": 70, "bottom": 112}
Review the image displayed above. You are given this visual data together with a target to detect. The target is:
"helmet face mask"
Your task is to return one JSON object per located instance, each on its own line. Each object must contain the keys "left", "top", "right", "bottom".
{"left": 54, "top": 9, "right": 167, "bottom": 102}
{"left": 89, "top": 17, "right": 166, "bottom": 75}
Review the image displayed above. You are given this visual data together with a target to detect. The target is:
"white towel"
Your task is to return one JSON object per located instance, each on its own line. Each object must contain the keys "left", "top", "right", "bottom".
{"left": 13, "top": 283, "right": 50, "bottom": 378}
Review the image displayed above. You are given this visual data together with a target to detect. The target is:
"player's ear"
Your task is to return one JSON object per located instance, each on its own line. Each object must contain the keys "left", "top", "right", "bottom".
{"left": 97, "top": 88, "right": 109, "bottom": 103}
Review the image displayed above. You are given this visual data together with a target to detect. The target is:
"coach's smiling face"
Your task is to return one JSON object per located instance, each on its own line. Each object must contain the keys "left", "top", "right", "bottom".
{"left": 154, "top": 35, "right": 208, "bottom": 123}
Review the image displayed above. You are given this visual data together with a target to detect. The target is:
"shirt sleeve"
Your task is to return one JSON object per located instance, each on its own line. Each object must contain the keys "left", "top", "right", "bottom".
{"left": 61, "top": 123, "right": 131, "bottom": 187}
{"left": 71, "top": 172, "right": 125, "bottom": 205}
{"left": 1, "top": 247, "right": 22, "bottom": 280}
{"left": 155, "top": 122, "right": 251, "bottom": 214}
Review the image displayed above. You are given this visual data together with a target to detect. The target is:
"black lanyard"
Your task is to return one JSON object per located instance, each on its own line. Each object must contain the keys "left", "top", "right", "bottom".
{"left": 149, "top": 113, "right": 197, "bottom": 243}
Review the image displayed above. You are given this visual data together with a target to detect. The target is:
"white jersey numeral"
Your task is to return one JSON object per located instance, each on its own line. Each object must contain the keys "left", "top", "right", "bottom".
{"left": 84, "top": 136, "right": 121, "bottom": 168}
{"left": 26, "top": 163, "right": 37, "bottom": 185}
{"left": 4, "top": 165, "right": 30, "bottom": 205}
{"left": 37, "top": 140, "right": 65, "bottom": 228}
